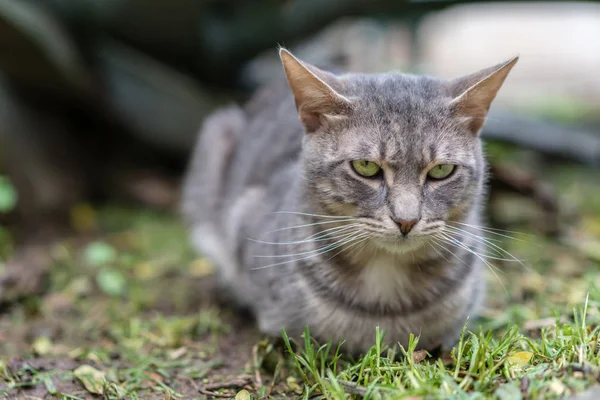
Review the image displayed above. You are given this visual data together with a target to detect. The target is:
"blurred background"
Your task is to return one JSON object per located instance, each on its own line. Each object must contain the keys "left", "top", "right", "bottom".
{"left": 1, "top": 0, "right": 600, "bottom": 366}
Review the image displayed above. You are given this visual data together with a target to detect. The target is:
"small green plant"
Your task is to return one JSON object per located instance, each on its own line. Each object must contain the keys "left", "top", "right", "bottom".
{"left": 0, "top": 175, "right": 17, "bottom": 262}
{"left": 282, "top": 295, "right": 600, "bottom": 399}
{"left": 0, "top": 175, "right": 17, "bottom": 213}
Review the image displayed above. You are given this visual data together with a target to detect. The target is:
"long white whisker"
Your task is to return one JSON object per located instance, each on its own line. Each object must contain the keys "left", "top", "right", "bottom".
{"left": 438, "top": 233, "right": 508, "bottom": 295}
{"left": 447, "top": 221, "right": 538, "bottom": 244}
{"left": 270, "top": 211, "right": 356, "bottom": 220}
{"left": 248, "top": 224, "right": 361, "bottom": 246}
{"left": 440, "top": 229, "right": 513, "bottom": 260}
{"left": 303, "top": 224, "right": 361, "bottom": 241}
{"left": 322, "top": 235, "right": 371, "bottom": 264}
{"left": 442, "top": 226, "right": 529, "bottom": 267}
{"left": 440, "top": 232, "right": 513, "bottom": 263}
{"left": 264, "top": 219, "right": 358, "bottom": 234}
{"left": 430, "top": 236, "right": 485, "bottom": 279}
{"left": 443, "top": 225, "right": 531, "bottom": 269}
{"left": 428, "top": 240, "right": 451, "bottom": 264}
{"left": 250, "top": 232, "right": 370, "bottom": 270}
{"left": 344, "top": 236, "right": 371, "bottom": 261}
{"left": 448, "top": 221, "right": 535, "bottom": 235}
{"left": 253, "top": 229, "right": 362, "bottom": 258}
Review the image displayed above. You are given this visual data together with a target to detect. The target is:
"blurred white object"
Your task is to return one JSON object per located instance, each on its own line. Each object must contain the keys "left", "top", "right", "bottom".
{"left": 417, "top": 1, "right": 600, "bottom": 107}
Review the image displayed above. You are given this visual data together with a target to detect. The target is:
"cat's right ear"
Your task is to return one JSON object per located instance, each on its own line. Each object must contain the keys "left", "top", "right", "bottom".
{"left": 279, "top": 48, "right": 352, "bottom": 133}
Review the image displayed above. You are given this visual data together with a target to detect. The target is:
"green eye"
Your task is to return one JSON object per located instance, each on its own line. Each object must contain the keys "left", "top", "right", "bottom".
{"left": 351, "top": 160, "right": 381, "bottom": 177}
{"left": 427, "top": 164, "right": 456, "bottom": 180}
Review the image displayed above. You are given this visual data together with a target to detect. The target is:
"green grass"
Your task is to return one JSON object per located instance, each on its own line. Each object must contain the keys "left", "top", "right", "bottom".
{"left": 282, "top": 298, "right": 600, "bottom": 399}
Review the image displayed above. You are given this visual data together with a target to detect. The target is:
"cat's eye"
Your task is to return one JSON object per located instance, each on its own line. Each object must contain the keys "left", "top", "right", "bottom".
{"left": 351, "top": 160, "right": 381, "bottom": 178}
{"left": 427, "top": 164, "right": 456, "bottom": 180}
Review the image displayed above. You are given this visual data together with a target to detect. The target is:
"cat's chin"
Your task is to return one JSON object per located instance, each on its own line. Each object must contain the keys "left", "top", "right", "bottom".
{"left": 373, "top": 236, "right": 429, "bottom": 255}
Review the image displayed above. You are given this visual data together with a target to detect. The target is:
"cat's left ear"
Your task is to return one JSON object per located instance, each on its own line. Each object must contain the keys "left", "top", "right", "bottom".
{"left": 279, "top": 48, "right": 352, "bottom": 133}
{"left": 449, "top": 56, "right": 519, "bottom": 134}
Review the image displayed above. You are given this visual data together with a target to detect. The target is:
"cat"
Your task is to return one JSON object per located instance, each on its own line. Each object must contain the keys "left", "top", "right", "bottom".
{"left": 181, "top": 48, "right": 518, "bottom": 354}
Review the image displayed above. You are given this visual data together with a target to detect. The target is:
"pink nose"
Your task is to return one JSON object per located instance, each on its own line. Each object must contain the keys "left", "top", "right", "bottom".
{"left": 395, "top": 219, "right": 419, "bottom": 236}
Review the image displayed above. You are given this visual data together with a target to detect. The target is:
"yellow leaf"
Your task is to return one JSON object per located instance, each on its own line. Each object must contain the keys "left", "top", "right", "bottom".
{"left": 32, "top": 337, "right": 53, "bottom": 356}
{"left": 235, "top": 389, "right": 251, "bottom": 400}
{"left": 73, "top": 365, "right": 105, "bottom": 395}
{"left": 287, "top": 376, "right": 302, "bottom": 394}
{"left": 506, "top": 351, "right": 533, "bottom": 368}
{"left": 189, "top": 258, "right": 214, "bottom": 277}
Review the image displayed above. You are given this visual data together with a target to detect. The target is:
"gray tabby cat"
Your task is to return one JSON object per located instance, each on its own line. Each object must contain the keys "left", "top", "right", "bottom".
{"left": 182, "top": 48, "right": 518, "bottom": 354}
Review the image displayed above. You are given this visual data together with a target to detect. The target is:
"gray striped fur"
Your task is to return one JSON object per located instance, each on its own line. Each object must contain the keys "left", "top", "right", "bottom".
{"left": 181, "top": 49, "right": 517, "bottom": 354}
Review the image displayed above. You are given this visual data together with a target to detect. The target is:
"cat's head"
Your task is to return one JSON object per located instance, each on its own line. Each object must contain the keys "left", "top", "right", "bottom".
{"left": 279, "top": 48, "right": 517, "bottom": 253}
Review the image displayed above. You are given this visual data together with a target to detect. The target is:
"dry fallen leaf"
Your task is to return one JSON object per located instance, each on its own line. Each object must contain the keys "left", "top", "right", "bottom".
{"left": 169, "top": 346, "right": 187, "bottom": 360}
{"left": 73, "top": 365, "right": 106, "bottom": 395}
{"left": 412, "top": 349, "right": 428, "bottom": 364}
{"left": 145, "top": 371, "right": 164, "bottom": 387}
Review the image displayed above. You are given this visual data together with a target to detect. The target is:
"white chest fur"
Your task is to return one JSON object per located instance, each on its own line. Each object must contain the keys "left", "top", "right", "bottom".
{"left": 355, "top": 253, "right": 414, "bottom": 307}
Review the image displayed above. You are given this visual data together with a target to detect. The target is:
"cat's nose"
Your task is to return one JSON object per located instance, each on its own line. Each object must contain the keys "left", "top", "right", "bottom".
{"left": 394, "top": 218, "right": 419, "bottom": 236}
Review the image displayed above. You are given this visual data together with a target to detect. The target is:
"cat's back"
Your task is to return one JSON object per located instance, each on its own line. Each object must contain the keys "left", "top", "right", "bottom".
{"left": 225, "top": 78, "right": 305, "bottom": 195}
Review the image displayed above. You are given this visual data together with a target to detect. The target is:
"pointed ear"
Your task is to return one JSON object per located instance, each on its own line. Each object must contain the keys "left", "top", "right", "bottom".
{"left": 279, "top": 48, "right": 352, "bottom": 133}
{"left": 449, "top": 56, "right": 519, "bottom": 134}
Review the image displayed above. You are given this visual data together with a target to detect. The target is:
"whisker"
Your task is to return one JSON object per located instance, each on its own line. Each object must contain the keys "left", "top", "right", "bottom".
{"left": 253, "top": 229, "right": 362, "bottom": 258}
{"left": 442, "top": 225, "right": 528, "bottom": 264}
{"left": 250, "top": 232, "right": 370, "bottom": 270}
{"left": 248, "top": 223, "right": 361, "bottom": 246}
{"left": 263, "top": 219, "right": 358, "bottom": 235}
{"left": 322, "top": 235, "right": 371, "bottom": 264}
{"left": 436, "top": 233, "right": 506, "bottom": 279}
{"left": 449, "top": 221, "right": 533, "bottom": 235}
{"left": 430, "top": 236, "right": 490, "bottom": 279}
{"left": 303, "top": 224, "right": 361, "bottom": 241}
{"left": 344, "top": 236, "right": 371, "bottom": 261}
{"left": 447, "top": 221, "right": 538, "bottom": 243}
{"left": 437, "top": 233, "right": 508, "bottom": 295}
{"left": 442, "top": 227, "right": 533, "bottom": 275}
{"left": 270, "top": 211, "right": 356, "bottom": 220}
{"left": 428, "top": 241, "right": 451, "bottom": 264}
{"left": 440, "top": 230, "right": 519, "bottom": 263}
